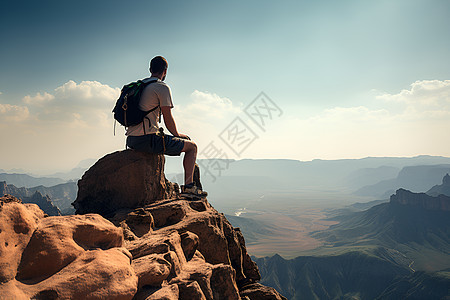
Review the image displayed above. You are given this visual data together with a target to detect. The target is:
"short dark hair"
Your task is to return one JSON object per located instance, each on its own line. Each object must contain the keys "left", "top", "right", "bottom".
{"left": 150, "top": 56, "right": 168, "bottom": 74}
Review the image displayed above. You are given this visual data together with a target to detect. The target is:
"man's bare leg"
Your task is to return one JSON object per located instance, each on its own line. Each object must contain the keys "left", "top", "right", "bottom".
{"left": 181, "top": 140, "right": 197, "bottom": 185}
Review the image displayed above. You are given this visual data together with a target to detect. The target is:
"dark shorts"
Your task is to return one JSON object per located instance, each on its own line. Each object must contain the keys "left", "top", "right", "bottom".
{"left": 126, "top": 134, "right": 185, "bottom": 156}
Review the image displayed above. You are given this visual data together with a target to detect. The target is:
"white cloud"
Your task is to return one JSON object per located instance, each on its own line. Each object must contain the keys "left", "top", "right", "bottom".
{"left": 21, "top": 80, "right": 120, "bottom": 125}
{"left": 0, "top": 80, "right": 123, "bottom": 171}
{"left": 185, "top": 90, "right": 241, "bottom": 118}
{"left": 0, "top": 104, "right": 29, "bottom": 122}
{"left": 240, "top": 80, "right": 450, "bottom": 161}
{"left": 377, "top": 80, "right": 450, "bottom": 112}
{"left": 23, "top": 92, "right": 55, "bottom": 105}
{"left": 1, "top": 79, "right": 450, "bottom": 171}
{"left": 54, "top": 80, "right": 119, "bottom": 104}
{"left": 373, "top": 80, "right": 450, "bottom": 123}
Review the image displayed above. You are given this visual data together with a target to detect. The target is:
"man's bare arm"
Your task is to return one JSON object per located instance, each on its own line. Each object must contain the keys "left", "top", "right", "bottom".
{"left": 161, "top": 106, "right": 191, "bottom": 140}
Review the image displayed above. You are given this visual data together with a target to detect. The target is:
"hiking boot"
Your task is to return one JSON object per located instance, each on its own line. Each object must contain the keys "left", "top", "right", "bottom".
{"left": 181, "top": 183, "right": 208, "bottom": 198}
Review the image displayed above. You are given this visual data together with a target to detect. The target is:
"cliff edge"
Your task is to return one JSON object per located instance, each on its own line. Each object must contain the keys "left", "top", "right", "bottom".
{"left": 0, "top": 150, "right": 286, "bottom": 300}
{"left": 390, "top": 188, "right": 450, "bottom": 211}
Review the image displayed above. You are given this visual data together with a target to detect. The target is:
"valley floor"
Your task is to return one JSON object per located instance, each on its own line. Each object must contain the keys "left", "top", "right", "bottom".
{"left": 243, "top": 208, "right": 338, "bottom": 258}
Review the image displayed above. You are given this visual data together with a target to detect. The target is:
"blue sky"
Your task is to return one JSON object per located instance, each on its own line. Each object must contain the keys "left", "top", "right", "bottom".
{"left": 1, "top": 0, "right": 450, "bottom": 172}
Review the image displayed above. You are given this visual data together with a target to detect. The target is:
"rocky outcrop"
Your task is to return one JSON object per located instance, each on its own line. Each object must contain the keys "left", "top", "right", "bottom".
{"left": 73, "top": 150, "right": 179, "bottom": 216}
{"left": 109, "top": 197, "right": 268, "bottom": 299}
{"left": 0, "top": 195, "right": 137, "bottom": 299}
{"left": 390, "top": 188, "right": 450, "bottom": 211}
{"left": 427, "top": 173, "right": 450, "bottom": 197}
{"left": 0, "top": 195, "right": 44, "bottom": 284}
{"left": 0, "top": 150, "right": 286, "bottom": 299}
{"left": 1, "top": 181, "right": 61, "bottom": 216}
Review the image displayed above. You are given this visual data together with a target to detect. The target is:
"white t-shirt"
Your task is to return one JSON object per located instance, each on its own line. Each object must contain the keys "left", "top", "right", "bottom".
{"left": 126, "top": 77, "right": 174, "bottom": 136}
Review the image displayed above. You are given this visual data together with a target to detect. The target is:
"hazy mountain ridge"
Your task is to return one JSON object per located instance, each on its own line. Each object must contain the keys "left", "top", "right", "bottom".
{"left": 255, "top": 254, "right": 450, "bottom": 300}
{"left": 355, "top": 164, "right": 450, "bottom": 198}
{"left": 0, "top": 159, "right": 96, "bottom": 188}
{"left": 313, "top": 189, "right": 450, "bottom": 270}
{"left": 254, "top": 251, "right": 412, "bottom": 300}
{"left": 0, "top": 173, "right": 66, "bottom": 188}
{"left": 169, "top": 155, "right": 450, "bottom": 189}
{"left": 186, "top": 156, "right": 450, "bottom": 215}
{"left": 0, "top": 181, "right": 77, "bottom": 215}
{"left": 0, "top": 181, "right": 61, "bottom": 216}
{"left": 253, "top": 176, "right": 450, "bottom": 299}
{"left": 427, "top": 173, "right": 450, "bottom": 197}
{"left": 392, "top": 188, "right": 450, "bottom": 211}
{"left": 3, "top": 156, "right": 450, "bottom": 298}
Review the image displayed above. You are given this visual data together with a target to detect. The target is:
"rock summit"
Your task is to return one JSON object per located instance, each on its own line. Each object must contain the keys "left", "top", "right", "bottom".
{"left": 1, "top": 150, "right": 286, "bottom": 299}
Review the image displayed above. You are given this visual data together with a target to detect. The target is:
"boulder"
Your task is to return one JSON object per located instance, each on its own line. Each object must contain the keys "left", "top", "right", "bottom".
{"left": 240, "top": 283, "right": 288, "bottom": 300}
{"left": 0, "top": 195, "right": 44, "bottom": 283}
{"left": 16, "top": 214, "right": 123, "bottom": 282}
{"left": 132, "top": 253, "right": 171, "bottom": 288}
{"left": 181, "top": 231, "right": 199, "bottom": 261}
{"left": 138, "top": 284, "right": 180, "bottom": 300}
{"left": 73, "top": 150, "right": 178, "bottom": 216}
{"left": 178, "top": 281, "right": 207, "bottom": 300}
{"left": 0, "top": 199, "right": 137, "bottom": 299}
{"left": 28, "top": 248, "right": 137, "bottom": 300}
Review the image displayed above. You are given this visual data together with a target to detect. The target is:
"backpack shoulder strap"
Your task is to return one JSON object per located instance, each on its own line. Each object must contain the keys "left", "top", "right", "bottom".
{"left": 141, "top": 79, "right": 160, "bottom": 114}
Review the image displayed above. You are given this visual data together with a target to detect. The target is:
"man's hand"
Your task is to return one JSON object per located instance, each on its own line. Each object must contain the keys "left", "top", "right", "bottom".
{"left": 178, "top": 133, "right": 191, "bottom": 140}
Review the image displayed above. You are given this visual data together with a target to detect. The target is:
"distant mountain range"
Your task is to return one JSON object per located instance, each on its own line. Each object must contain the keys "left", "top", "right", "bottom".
{"left": 0, "top": 173, "right": 66, "bottom": 188}
{"left": 427, "top": 173, "right": 450, "bottom": 197}
{"left": 355, "top": 164, "right": 450, "bottom": 198}
{"left": 255, "top": 254, "right": 450, "bottom": 300}
{"left": 254, "top": 250, "right": 412, "bottom": 300}
{"left": 375, "top": 269, "right": 450, "bottom": 299}
{"left": 0, "top": 181, "right": 61, "bottom": 216}
{"left": 3, "top": 156, "right": 450, "bottom": 298}
{"left": 0, "top": 181, "right": 77, "bottom": 215}
{"left": 314, "top": 187, "right": 450, "bottom": 271}
{"left": 165, "top": 155, "right": 450, "bottom": 213}
{"left": 254, "top": 185, "right": 450, "bottom": 299}
{"left": 0, "top": 159, "right": 96, "bottom": 188}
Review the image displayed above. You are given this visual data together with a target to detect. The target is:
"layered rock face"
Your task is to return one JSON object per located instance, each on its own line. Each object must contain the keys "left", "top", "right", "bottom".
{"left": 112, "top": 196, "right": 269, "bottom": 299}
{"left": 390, "top": 188, "right": 450, "bottom": 211}
{"left": 1, "top": 150, "right": 286, "bottom": 299}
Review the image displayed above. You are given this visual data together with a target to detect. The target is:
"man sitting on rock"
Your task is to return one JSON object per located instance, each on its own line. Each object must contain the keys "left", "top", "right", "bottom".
{"left": 126, "top": 56, "right": 207, "bottom": 198}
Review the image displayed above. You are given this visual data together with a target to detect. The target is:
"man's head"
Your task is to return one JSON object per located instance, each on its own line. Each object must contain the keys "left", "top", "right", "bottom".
{"left": 150, "top": 56, "right": 168, "bottom": 81}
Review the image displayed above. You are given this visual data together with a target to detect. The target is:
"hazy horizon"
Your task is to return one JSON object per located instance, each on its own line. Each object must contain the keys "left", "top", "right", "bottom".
{"left": 1, "top": 0, "right": 450, "bottom": 172}
{"left": 3, "top": 154, "right": 450, "bottom": 179}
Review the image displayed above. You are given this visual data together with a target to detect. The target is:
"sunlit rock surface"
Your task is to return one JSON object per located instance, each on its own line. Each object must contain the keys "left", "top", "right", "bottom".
{"left": 0, "top": 150, "right": 286, "bottom": 299}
